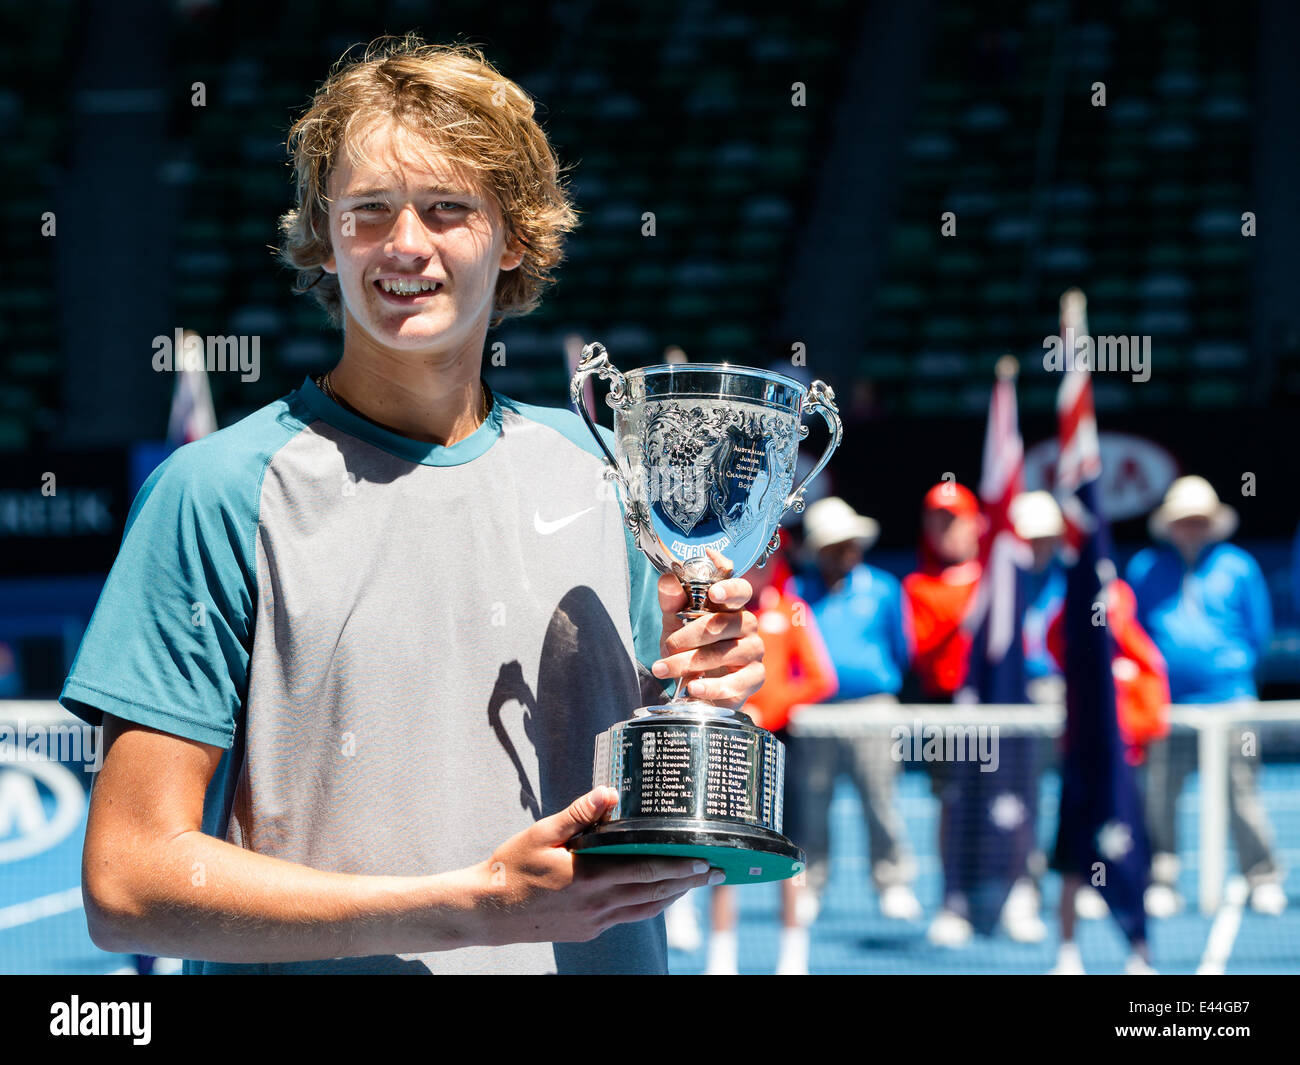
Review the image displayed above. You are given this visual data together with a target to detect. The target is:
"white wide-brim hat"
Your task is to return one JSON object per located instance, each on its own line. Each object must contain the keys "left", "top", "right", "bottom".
{"left": 801, "top": 496, "right": 880, "bottom": 558}
{"left": 1148, "top": 475, "right": 1238, "bottom": 543}
{"left": 1010, "top": 490, "right": 1064, "bottom": 540}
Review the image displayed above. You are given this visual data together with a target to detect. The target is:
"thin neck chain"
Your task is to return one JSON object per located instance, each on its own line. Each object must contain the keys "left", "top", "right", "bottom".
{"left": 316, "top": 371, "right": 492, "bottom": 432}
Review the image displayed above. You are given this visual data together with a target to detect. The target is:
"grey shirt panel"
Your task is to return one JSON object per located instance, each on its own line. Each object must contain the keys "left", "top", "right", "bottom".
{"left": 198, "top": 392, "right": 667, "bottom": 974}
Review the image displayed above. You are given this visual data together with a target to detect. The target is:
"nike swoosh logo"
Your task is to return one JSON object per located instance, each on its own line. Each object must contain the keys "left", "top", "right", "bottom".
{"left": 534, "top": 507, "right": 595, "bottom": 535}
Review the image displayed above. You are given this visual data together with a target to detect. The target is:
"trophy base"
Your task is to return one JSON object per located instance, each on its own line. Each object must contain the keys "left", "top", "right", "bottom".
{"left": 570, "top": 817, "right": 805, "bottom": 885}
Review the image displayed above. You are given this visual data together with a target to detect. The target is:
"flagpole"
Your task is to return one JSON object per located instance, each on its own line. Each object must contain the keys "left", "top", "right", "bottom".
{"left": 1052, "top": 285, "right": 1152, "bottom": 962}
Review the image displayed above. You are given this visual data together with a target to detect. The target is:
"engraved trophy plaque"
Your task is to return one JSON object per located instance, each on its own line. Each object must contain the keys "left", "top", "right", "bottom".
{"left": 568, "top": 342, "right": 842, "bottom": 883}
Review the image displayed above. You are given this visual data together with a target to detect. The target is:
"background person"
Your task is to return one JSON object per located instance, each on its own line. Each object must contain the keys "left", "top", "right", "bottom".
{"left": 1126, "top": 475, "right": 1285, "bottom": 918}
{"left": 901, "top": 481, "right": 983, "bottom": 946}
{"left": 989, "top": 489, "right": 1068, "bottom": 944}
{"left": 902, "top": 482, "right": 982, "bottom": 704}
{"left": 1021, "top": 486, "right": 1172, "bottom": 945}
{"left": 793, "top": 497, "right": 921, "bottom": 924}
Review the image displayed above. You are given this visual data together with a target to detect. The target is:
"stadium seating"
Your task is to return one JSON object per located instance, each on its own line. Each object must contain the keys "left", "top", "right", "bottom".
{"left": 2, "top": 1, "right": 1258, "bottom": 439}
{"left": 1, "top": 0, "right": 859, "bottom": 438}
{"left": 868, "top": 0, "right": 1253, "bottom": 416}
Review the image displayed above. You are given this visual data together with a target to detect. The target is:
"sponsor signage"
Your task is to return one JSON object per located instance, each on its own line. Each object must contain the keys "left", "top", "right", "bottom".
{"left": 1024, "top": 432, "right": 1178, "bottom": 521}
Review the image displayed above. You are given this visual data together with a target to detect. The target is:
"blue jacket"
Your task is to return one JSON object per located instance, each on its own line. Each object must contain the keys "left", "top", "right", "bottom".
{"left": 1024, "top": 563, "right": 1066, "bottom": 680}
{"left": 794, "top": 563, "right": 909, "bottom": 699}
{"left": 1125, "top": 542, "right": 1272, "bottom": 703}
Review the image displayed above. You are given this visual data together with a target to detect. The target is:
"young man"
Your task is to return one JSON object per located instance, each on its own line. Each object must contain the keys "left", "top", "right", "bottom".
{"left": 59, "top": 37, "right": 764, "bottom": 974}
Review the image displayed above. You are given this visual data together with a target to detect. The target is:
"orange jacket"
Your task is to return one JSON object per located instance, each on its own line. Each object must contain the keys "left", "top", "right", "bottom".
{"left": 902, "top": 561, "right": 980, "bottom": 697}
{"left": 1047, "top": 578, "right": 1170, "bottom": 764}
{"left": 743, "top": 584, "right": 839, "bottom": 732}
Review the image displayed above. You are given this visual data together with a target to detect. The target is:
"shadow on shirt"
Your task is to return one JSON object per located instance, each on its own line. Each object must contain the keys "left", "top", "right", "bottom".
{"left": 487, "top": 583, "right": 670, "bottom": 975}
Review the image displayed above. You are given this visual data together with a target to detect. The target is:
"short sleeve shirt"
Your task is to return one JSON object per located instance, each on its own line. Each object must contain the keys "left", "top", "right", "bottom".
{"left": 60, "top": 376, "right": 670, "bottom": 974}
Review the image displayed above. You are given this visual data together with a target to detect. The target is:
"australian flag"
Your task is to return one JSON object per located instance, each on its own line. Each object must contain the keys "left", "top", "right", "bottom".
{"left": 949, "top": 358, "right": 1037, "bottom": 934}
{"left": 1052, "top": 288, "right": 1149, "bottom": 946}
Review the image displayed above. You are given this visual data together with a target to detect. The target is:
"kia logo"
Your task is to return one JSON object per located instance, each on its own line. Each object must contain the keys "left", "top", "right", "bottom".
{"left": 1024, "top": 432, "right": 1178, "bottom": 521}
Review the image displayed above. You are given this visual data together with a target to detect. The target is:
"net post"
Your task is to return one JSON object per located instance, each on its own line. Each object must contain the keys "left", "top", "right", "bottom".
{"left": 1197, "top": 712, "right": 1229, "bottom": 916}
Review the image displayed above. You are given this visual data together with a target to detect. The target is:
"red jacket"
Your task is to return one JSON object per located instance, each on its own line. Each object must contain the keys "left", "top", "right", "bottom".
{"left": 743, "top": 584, "right": 839, "bottom": 732}
{"left": 1047, "top": 578, "right": 1170, "bottom": 764}
{"left": 902, "top": 560, "right": 980, "bottom": 697}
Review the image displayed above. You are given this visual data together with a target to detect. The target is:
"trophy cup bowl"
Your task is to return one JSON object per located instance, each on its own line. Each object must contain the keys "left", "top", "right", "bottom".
{"left": 568, "top": 342, "right": 842, "bottom": 884}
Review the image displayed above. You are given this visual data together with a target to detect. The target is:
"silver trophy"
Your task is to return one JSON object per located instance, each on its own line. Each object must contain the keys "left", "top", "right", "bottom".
{"left": 569, "top": 342, "right": 842, "bottom": 883}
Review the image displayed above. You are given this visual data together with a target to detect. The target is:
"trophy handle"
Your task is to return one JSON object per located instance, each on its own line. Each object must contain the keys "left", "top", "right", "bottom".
{"left": 570, "top": 342, "right": 629, "bottom": 476}
{"left": 781, "top": 379, "right": 842, "bottom": 516}
{"left": 756, "top": 531, "right": 783, "bottom": 569}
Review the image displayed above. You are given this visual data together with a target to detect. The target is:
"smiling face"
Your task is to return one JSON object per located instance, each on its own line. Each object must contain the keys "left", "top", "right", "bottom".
{"left": 321, "top": 119, "right": 523, "bottom": 358}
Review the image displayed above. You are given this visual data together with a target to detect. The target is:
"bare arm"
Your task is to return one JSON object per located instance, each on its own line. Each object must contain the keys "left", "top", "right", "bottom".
{"left": 83, "top": 714, "right": 718, "bottom": 963}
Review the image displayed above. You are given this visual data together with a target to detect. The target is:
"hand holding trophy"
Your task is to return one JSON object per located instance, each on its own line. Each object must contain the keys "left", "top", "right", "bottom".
{"left": 569, "top": 342, "right": 842, "bottom": 883}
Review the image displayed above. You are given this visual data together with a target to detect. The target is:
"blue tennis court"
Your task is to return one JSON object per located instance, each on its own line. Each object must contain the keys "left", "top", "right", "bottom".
{"left": 4, "top": 754, "right": 1296, "bottom": 974}
{"left": 666, "top": 766, "right": 1300, "bottom": 975}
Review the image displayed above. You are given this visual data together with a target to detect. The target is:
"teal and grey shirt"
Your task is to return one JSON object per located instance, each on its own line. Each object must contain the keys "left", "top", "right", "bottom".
{"left": 60, "top": 375, "right": 670, "bottom": 974}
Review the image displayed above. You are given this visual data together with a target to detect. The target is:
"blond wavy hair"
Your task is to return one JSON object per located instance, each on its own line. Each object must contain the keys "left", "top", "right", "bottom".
{"left": 278, "top": 34, "right": 579, "bottom": 329}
